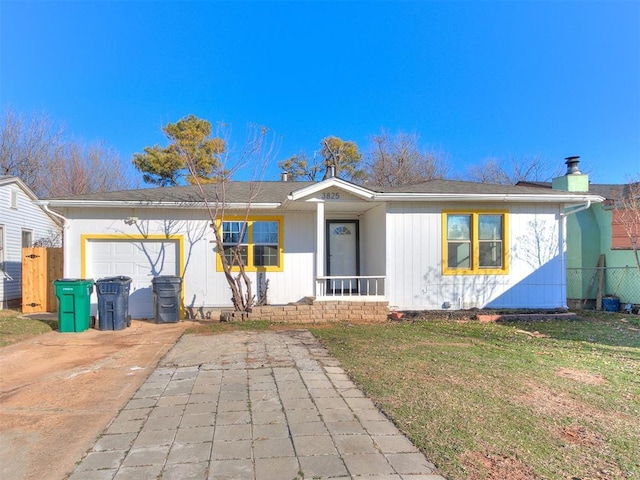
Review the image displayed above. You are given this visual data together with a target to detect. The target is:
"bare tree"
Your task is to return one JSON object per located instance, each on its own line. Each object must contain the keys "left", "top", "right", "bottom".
{"left": 614, "top": 176, "right": 640, "bottom": 273}
{"left": 189, "top": 124, "right": 276, "bottom": 313}
{"left": 1, "top": 108, "right": 133, "bottom": 197}
{"left": 0, "top": 108, "right": 63, "bottom": 190}
{"left": 465, "top": 155, "right": 561, "bottom": 185}
{"left": 136, "top": 115, "right": 276, "bottom": 312}
{"left": 43, "top": 141, "right": 131, "bottom": 197}
{"left": 365, "top": 130, "right": 448, "bottom": 187}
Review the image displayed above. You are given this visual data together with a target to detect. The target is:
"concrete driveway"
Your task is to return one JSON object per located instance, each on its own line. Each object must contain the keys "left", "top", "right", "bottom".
{"left": 0, "top": 319, "right": 187, "bottom": 480}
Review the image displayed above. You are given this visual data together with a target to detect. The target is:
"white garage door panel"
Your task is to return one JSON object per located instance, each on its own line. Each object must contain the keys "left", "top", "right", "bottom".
{"left": 86, "top": 240, "right": 179, "bottom": 319}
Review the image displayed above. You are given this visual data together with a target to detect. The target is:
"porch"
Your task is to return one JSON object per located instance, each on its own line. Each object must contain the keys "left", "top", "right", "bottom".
{"left": 315, "top": 275, "right": 386, "bottom": 300}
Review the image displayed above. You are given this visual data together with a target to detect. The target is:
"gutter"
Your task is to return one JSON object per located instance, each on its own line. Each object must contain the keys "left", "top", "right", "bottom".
{"left": 38, "top": 201, "right": 68, "bottom": 227}
{"left": 44, "top": 200, "right": 282, "bottom": 210}
{"left": 374, "top": 193, "right": 605, "bottom": 204}
{"left": 561, "top": 200, "right": 591, "bottom": 217}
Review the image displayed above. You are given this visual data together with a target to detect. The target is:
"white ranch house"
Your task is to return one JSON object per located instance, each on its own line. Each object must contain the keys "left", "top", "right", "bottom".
{"left": 43, "top": 177, "right": 603, "bottom": 320}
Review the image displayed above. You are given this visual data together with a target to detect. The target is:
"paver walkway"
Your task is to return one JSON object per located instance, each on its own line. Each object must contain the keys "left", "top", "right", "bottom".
{"left": 69, "top": 329, "right": 444, "bottom": 480}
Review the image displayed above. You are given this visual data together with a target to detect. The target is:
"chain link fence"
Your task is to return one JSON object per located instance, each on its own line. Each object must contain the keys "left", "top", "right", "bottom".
{"left": 567, "top": 266, "right": 640, "bottom": 310}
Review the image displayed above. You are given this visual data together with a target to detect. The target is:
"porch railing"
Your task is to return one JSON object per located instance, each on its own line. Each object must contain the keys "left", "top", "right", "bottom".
{"left": 315, "top": 276, "right": 386, "bottom": 298}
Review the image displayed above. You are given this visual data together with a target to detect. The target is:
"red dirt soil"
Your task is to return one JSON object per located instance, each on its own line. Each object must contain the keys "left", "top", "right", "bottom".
{"left": 0, "top": 319, "right": 186, "bottom": 480}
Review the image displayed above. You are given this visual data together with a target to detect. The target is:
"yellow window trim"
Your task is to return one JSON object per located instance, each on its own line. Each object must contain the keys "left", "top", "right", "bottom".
{"left": 215, "top": 216, "right": 284, "bottom": 272}
{"left": 441, "top": 210, "right": 509, "bottom": 275}
{"left": 80, "top": 234, "right": 186, "bottom": 315}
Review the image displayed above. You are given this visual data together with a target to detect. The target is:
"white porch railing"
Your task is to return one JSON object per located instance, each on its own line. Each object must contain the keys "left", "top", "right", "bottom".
{"left": 315, "top": 276, "right": 386, "bottom": 299}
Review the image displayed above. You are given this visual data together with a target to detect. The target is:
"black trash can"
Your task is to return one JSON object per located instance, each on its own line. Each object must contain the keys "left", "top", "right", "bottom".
{"left": 95, "top": 276, "right": 132, "bottom": 330}
{"left": 152, "top": 276, "right": 182, "bottom": 323}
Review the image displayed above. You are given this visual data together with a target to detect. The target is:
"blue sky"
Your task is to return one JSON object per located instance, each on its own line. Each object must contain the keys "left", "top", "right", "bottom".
{"left": 1, "top": 1, "right": 638, "bottom": 185}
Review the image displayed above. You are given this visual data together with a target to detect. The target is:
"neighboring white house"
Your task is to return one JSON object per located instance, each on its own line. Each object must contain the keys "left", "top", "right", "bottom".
{"left": 0, "top": 176, "right": 62, "bottom": 309}
{"left": 42, "top": 176, "right": 603, "bottom": 319}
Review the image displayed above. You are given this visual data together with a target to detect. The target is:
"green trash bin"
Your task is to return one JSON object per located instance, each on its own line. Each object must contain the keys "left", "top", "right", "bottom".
{"left": 54, "top": 279, "right": 94, "bottom": 332}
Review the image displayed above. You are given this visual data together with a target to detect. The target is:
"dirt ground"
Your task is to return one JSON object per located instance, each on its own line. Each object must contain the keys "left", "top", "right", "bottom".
{"left": 0, "top": 318, "right": 187, "bottom": 480}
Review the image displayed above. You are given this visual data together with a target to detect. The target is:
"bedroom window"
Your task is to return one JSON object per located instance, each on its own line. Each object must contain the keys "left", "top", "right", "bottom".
{"left": 218, "top": 217, "right": 283, "bottom": 272}
{"left": 443, "top": 211, "right": 508, "bottom": 275}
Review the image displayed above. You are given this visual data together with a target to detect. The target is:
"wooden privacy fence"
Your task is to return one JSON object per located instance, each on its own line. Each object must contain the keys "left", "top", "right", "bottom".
{"left": 22, "top": 247, "right": 63, "bottom": 313}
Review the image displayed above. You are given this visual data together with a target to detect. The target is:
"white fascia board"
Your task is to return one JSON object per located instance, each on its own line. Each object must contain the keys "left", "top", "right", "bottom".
{"left": 287, "top": 177, "right": 376, "bottom": 201}
{"left": 1, "top": 177, "right": 39, "bottom": 201}
{"left": 42, "top": 200, "right": 282, "bottom": 209}
{"left": 374, "top": 193, "right": 605, "bottom": 204}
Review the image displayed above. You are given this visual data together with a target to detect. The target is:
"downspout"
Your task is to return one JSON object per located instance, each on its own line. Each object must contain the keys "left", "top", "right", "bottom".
{"left": 40, "top": 201, "right": 69, "bottom": 226}
{"left": 561, "top": 200, "right": 591, "bottom": 218}
{"left": 39, "top": 201, "right": 69, "bottom": 277}
{"left": 557, "top": 200, "right": 591, "bottom": 309}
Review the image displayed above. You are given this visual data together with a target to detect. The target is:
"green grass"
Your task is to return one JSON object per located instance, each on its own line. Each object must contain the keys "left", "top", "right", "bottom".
{"left": 310, "top": 314, "right": 640, "bottom": 480}
{"left": 0, "top": 310, "right": 58, "bottom": 347}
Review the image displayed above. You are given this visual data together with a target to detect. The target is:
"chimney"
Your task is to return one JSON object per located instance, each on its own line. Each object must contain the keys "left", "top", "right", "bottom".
{"left": 280, "top": 171, "right": 289, "bottom": 182}
{"left": 565, "top": 156, "right": 581, "bottom": 175}
{"left": 552, "top": 155, "right": 588, "bottom": 192}
{"left": 328, "top": 164, "right": 336, "bottom": 178}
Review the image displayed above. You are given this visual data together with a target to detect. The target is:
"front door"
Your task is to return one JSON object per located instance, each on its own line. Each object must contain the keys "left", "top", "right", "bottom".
{"left": 327, "top": 220, "right": 359, "bottom": 293}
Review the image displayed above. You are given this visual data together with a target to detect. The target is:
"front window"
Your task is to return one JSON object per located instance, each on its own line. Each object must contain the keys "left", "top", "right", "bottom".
{"left": 252, "top": 221, "right": 279, "bottom": 266}
{"left": 222, "top": 221, "right": 248, "bottom": 266}
{"left": 218, "top": 218, "right": 283, "bottom": 271}
{"left": 443, "top": 212, "right": 508, "bottom": 274}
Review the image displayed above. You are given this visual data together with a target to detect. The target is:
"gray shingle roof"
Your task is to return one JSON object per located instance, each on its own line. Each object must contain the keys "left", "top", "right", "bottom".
{"left": 380, "top": 178, "right": 589, "bottom": 197}
{"left": 516, "top": 180, "right": 630, "bottom": 200}
{"left": 46, "top": 181, "right": 317, "bottom": 203}
{"left": 45, "top": 177, "right": 603, "bottom": 204}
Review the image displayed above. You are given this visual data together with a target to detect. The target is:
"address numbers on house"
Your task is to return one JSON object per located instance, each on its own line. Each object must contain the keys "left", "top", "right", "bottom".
{"left": 321, "top": 192, "right": 340, "bottom": 200}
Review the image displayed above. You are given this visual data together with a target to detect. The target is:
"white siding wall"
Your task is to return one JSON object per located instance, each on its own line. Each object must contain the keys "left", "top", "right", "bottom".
{"left": 61, "top": 208, "right": 316, "bottom": 309}
{"left": 0, "top": 183, "right": 60, "bottom": 307}
{"left": 361, "top": 204, "right": 386, "bottom": 276}
{"left": 60, "top": 199, "right": 567, "bottom": 311}
{"left": 385, "top": 202, "right": 565, "bottom": 310}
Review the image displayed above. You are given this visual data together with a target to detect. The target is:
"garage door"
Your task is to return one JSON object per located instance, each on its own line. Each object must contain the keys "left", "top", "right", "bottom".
{"left": 85, "top": 239, "right": 180, "bottom": 319}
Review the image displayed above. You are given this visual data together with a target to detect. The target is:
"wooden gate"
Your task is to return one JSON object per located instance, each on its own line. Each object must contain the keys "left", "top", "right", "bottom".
{"left": 22, "top": 247, "right": 63, "bottom": 313}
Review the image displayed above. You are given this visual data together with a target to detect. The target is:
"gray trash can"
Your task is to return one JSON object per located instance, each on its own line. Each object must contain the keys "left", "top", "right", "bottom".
{"left": 95, "top": 276, "right": 132, "bottom": 330}
{"left": 152, "top": 276, "right": 182, "bottom": 323}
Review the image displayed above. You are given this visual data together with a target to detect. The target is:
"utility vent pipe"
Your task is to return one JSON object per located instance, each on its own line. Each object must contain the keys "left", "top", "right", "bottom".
{"left": 281, "top": 171, "right": 289, "bottom": 182}
{"left": 328, "top": 165, "right": 336, "bottom": 178}
{"left": 565, "top": 156, "right": 581, "bottom": 175}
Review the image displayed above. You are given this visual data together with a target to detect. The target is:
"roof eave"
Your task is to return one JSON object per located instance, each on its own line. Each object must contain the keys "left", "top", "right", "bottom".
{"left": 374, "top": 193, "right": 606, "bottom": 203}
{"left": 41, "top": 200, "right": 282, "bottom": 209}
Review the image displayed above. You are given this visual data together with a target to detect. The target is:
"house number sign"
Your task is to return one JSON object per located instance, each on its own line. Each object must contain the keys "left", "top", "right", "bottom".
{"left": 321, "top": 191, "right": 341, "bottom": 200}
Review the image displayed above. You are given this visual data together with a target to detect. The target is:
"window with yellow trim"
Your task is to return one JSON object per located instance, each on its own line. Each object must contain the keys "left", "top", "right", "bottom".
{"left": 219, "top": 218, "right": 283, "bottom": 271}
{"left": 443, "top": 212, "right": 508, "bottom": 274}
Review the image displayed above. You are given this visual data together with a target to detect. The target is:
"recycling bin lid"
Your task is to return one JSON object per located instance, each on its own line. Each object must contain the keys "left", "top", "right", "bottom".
{"left": 96, "top": 276, "right": 132, "bottom": 284}
{"left": 152, "top": 275, "right": 182, "bottom": 283}
{"left": 55, "top": 278, "right": 94, "bottom": 283}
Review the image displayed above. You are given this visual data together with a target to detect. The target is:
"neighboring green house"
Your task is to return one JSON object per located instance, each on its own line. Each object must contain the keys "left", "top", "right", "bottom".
{"left": 521, "top": 158, "right": 640, "bottom": 310}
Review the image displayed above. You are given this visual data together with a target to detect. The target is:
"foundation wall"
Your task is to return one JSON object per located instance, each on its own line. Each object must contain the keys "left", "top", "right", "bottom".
{"left": 247, "top": 301, "right": 390, "bottom": 323}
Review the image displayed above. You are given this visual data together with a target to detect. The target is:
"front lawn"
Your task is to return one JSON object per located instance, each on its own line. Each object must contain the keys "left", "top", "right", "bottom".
{"left": 310, "top": 314, "right": 640, "bottom": 480}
